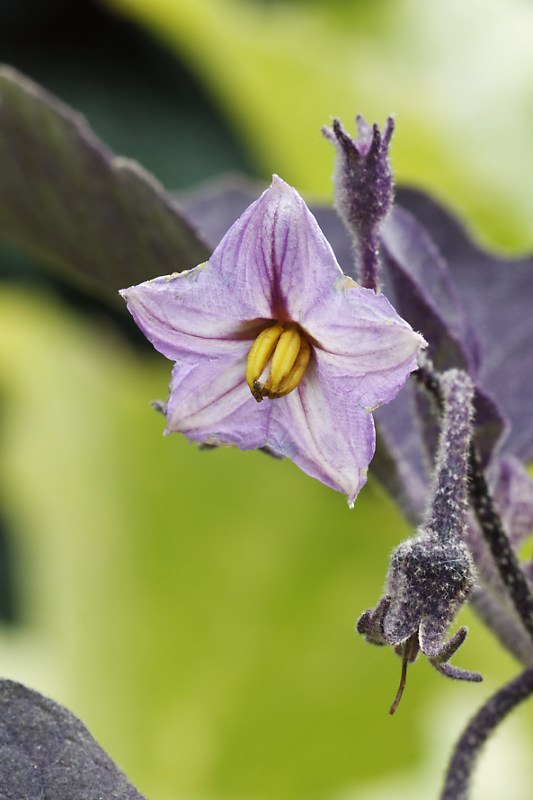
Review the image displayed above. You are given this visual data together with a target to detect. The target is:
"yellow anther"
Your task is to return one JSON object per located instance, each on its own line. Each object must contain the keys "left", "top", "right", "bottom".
{"left": 246, "top": 321, "right": 312, "bottom": 402}
{"left": 268, "top": 336, "right": 311, "bottom": 398}
{"left": 245, "top": 322, "right": 284, "bottom": 393}
{"left": 268, "top": 324, "right": 301, "bottom": 391}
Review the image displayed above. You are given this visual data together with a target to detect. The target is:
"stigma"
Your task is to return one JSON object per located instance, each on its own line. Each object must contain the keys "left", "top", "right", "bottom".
{"left": 245, "top": 322, "right": 311, "bottom": 402}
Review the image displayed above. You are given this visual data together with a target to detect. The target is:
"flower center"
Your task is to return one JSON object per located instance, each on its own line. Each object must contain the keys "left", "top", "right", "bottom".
{"left": 245, "top": 321, "right": 311, "bottom": 403}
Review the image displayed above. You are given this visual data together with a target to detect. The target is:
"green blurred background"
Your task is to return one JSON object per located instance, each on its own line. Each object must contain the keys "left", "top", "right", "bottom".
{"left": 1, "top": 1, "right": 533, "bottom": 798}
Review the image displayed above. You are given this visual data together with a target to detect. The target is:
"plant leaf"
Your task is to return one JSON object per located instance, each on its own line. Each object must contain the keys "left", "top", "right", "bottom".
{"left": 396, "top": 187, "right": 533, "bottom": 464}
{"left": 0, "top": 679, "right": 147, "bottom": 799}
{"left": 0, "top": 66, "right": 210, "bottom": 303}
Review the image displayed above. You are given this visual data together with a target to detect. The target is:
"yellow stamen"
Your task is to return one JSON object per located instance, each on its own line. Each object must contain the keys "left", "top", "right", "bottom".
{"left": 246, "top": 321, "right": 311, "bottom": 402}
{"left": 245, "top": 322, "right": 284, "bottom": 394}
{"left": 268, "top": 337, "right": 311, "bottom": 398}
{"left": 268, "top": 324, "right": 301, "bottom": 391}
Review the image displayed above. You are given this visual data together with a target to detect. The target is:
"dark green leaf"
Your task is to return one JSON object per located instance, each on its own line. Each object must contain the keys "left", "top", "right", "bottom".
{"left": 0, "top": 66, "right": 210, "bottom": 303}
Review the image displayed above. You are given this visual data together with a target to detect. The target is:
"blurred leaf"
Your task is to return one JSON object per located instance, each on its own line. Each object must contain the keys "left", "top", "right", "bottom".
{"left": 0, "top": 680, "right": 147, "bottom": 799}
{"left": 0, "top": 2, "right": 252, "bottom": 190}
{"left": 1, "top": 237, "right": 522, "bottom": 800}
{"left": 175, "top": 173, "right": 263, "bottom": 249}
{"left": 106, "top": 0, "right": 533, "bottom": 249}
{"left": 0, "top": 285, "right": 438, "bottom": 800}
{"left": 0, "top": 66, "right": 210, "bottom": 303}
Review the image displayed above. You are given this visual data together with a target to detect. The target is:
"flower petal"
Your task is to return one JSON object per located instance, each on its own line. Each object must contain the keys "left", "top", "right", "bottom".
{"left": 164, "top": 344, "right": 270, "bottom": 449}
{"left": 120, "top": 268, "right": 263, "bottom": 363}
{"left": 265, "top": 357, "right": 376, "bottom": 506}
{"left": 210, "top": 175, "right": 346, "bottom": 322}
{"left": 120, "top": 175, "right": 348, "bottom": 362}
{"left": 306, "top": 286, "right": 425, "bottom": 409}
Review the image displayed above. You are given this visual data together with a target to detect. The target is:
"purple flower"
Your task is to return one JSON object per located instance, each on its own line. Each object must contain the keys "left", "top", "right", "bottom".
{"left": 120, "top": 176, "right": 425, "bottom": 505}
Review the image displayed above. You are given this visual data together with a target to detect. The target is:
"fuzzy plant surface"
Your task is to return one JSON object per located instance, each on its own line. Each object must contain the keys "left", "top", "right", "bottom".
{"left": 0, "top": 680, "right": 147, "bottom": 799}
{"left": 1, "top": 67, "right": 533, "bottom": 799}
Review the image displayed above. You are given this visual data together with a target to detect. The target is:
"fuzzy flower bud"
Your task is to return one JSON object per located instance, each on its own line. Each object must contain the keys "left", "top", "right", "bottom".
{"left": 357, "top": 369, "right": 482, "bottom": 712}
{"left": 322, "top": 115, "right": 394, "bottom": 291}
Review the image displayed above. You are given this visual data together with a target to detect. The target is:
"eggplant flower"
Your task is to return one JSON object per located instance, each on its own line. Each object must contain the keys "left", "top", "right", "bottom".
{"left": 120, "top": 176, "right": 425, "bottom": 505}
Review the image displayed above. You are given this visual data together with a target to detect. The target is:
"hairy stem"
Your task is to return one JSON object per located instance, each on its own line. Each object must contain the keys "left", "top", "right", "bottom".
{"left": 356, "top": 231, "right": 380, "bottom": 292}
{"left": 415, "top": 364, "right": 533, "bottom": 645}
{"left": 423, "top": 369, "right": 473, "bottom": 539}
{"left": 440, "top": 668, "right": 533, "bottom": 800}
{"left": 468, "top": 446, "right": 533, "bottom": 642}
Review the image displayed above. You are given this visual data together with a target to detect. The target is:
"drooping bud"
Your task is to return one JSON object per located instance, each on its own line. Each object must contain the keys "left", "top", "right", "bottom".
{"left": 322, "top": 115, "right": 394, "bottom": 291}
{"left": 383, "top": 532, "right": 477, "bottom": 676}
{"left": 357, "top": 369, "right": 482, "bottom": 712}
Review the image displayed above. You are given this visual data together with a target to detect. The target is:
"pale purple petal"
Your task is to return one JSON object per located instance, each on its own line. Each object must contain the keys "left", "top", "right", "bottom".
{"left": 163, "top": 347, "right": 376, "bottom": 503}
{"left": 266, "top": 358, "right": 376, "bottom": 506}
{"left": 119, "top": 270, "right": 263, "bottom": 363}
{"left": 120, "top": 176, "right": 348, "bottom": 362}
{"left": 210, "top": 175, "right": 346, "bottom": 323}
{"left": 164, "top": 345, "right": 269, "bottom": 449}
{"left": 306, "top": 286, "right": 425, "bottom": 409}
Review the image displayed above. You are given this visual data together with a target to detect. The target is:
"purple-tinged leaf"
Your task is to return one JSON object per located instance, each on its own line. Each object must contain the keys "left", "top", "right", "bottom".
{"left": 466, "top": 455, "right": 533, "bottom": 603}
{"left": 396, "top": 186, "right": 533, "bottom": 463}
{"left": 0, "top": 66, "right": 210, "bottom": 302}
{"left": 0, "top": 680, "right": 147, "bottom": 799}
{"left": 490, "top": 456, "right": 533, "bottom": 549}
{"left": 380, "top": 207, "right": 482, "bottom": 374}
{"left": 176, "top": 174, "right": 262, "bottom": 250}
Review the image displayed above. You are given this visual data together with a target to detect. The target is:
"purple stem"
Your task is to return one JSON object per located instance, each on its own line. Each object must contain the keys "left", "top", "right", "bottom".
{"left": 415, "top": 364, "right": 533, "bottom": 644}
{"left": 440, "top": 668, "right": 533, "bottom": 800}
{"left": 468, "top": 445, "right": 533, "bottom": 642}
{"left": 423, "top": 369, "right": 472, "bottom": 540}
{"left": 356, "top": 230, "right": 380, "bottom": 292}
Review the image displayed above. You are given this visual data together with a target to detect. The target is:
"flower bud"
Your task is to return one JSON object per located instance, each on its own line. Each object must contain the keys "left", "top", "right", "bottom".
{"left": 357, "top": 370, "right": 483, "bottom": 711}
{"left": 323, "top": 115, "right": 394, "bottom": 291}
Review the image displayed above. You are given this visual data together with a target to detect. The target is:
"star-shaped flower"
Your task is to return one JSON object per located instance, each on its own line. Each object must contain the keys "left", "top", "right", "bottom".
{"left": 120, "top": 176, "right": 425, "bottom": 505}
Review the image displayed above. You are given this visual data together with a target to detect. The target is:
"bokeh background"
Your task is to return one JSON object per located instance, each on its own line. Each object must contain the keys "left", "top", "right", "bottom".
{"left": 1, "top": 1, "right": 533, "bottom": 798}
